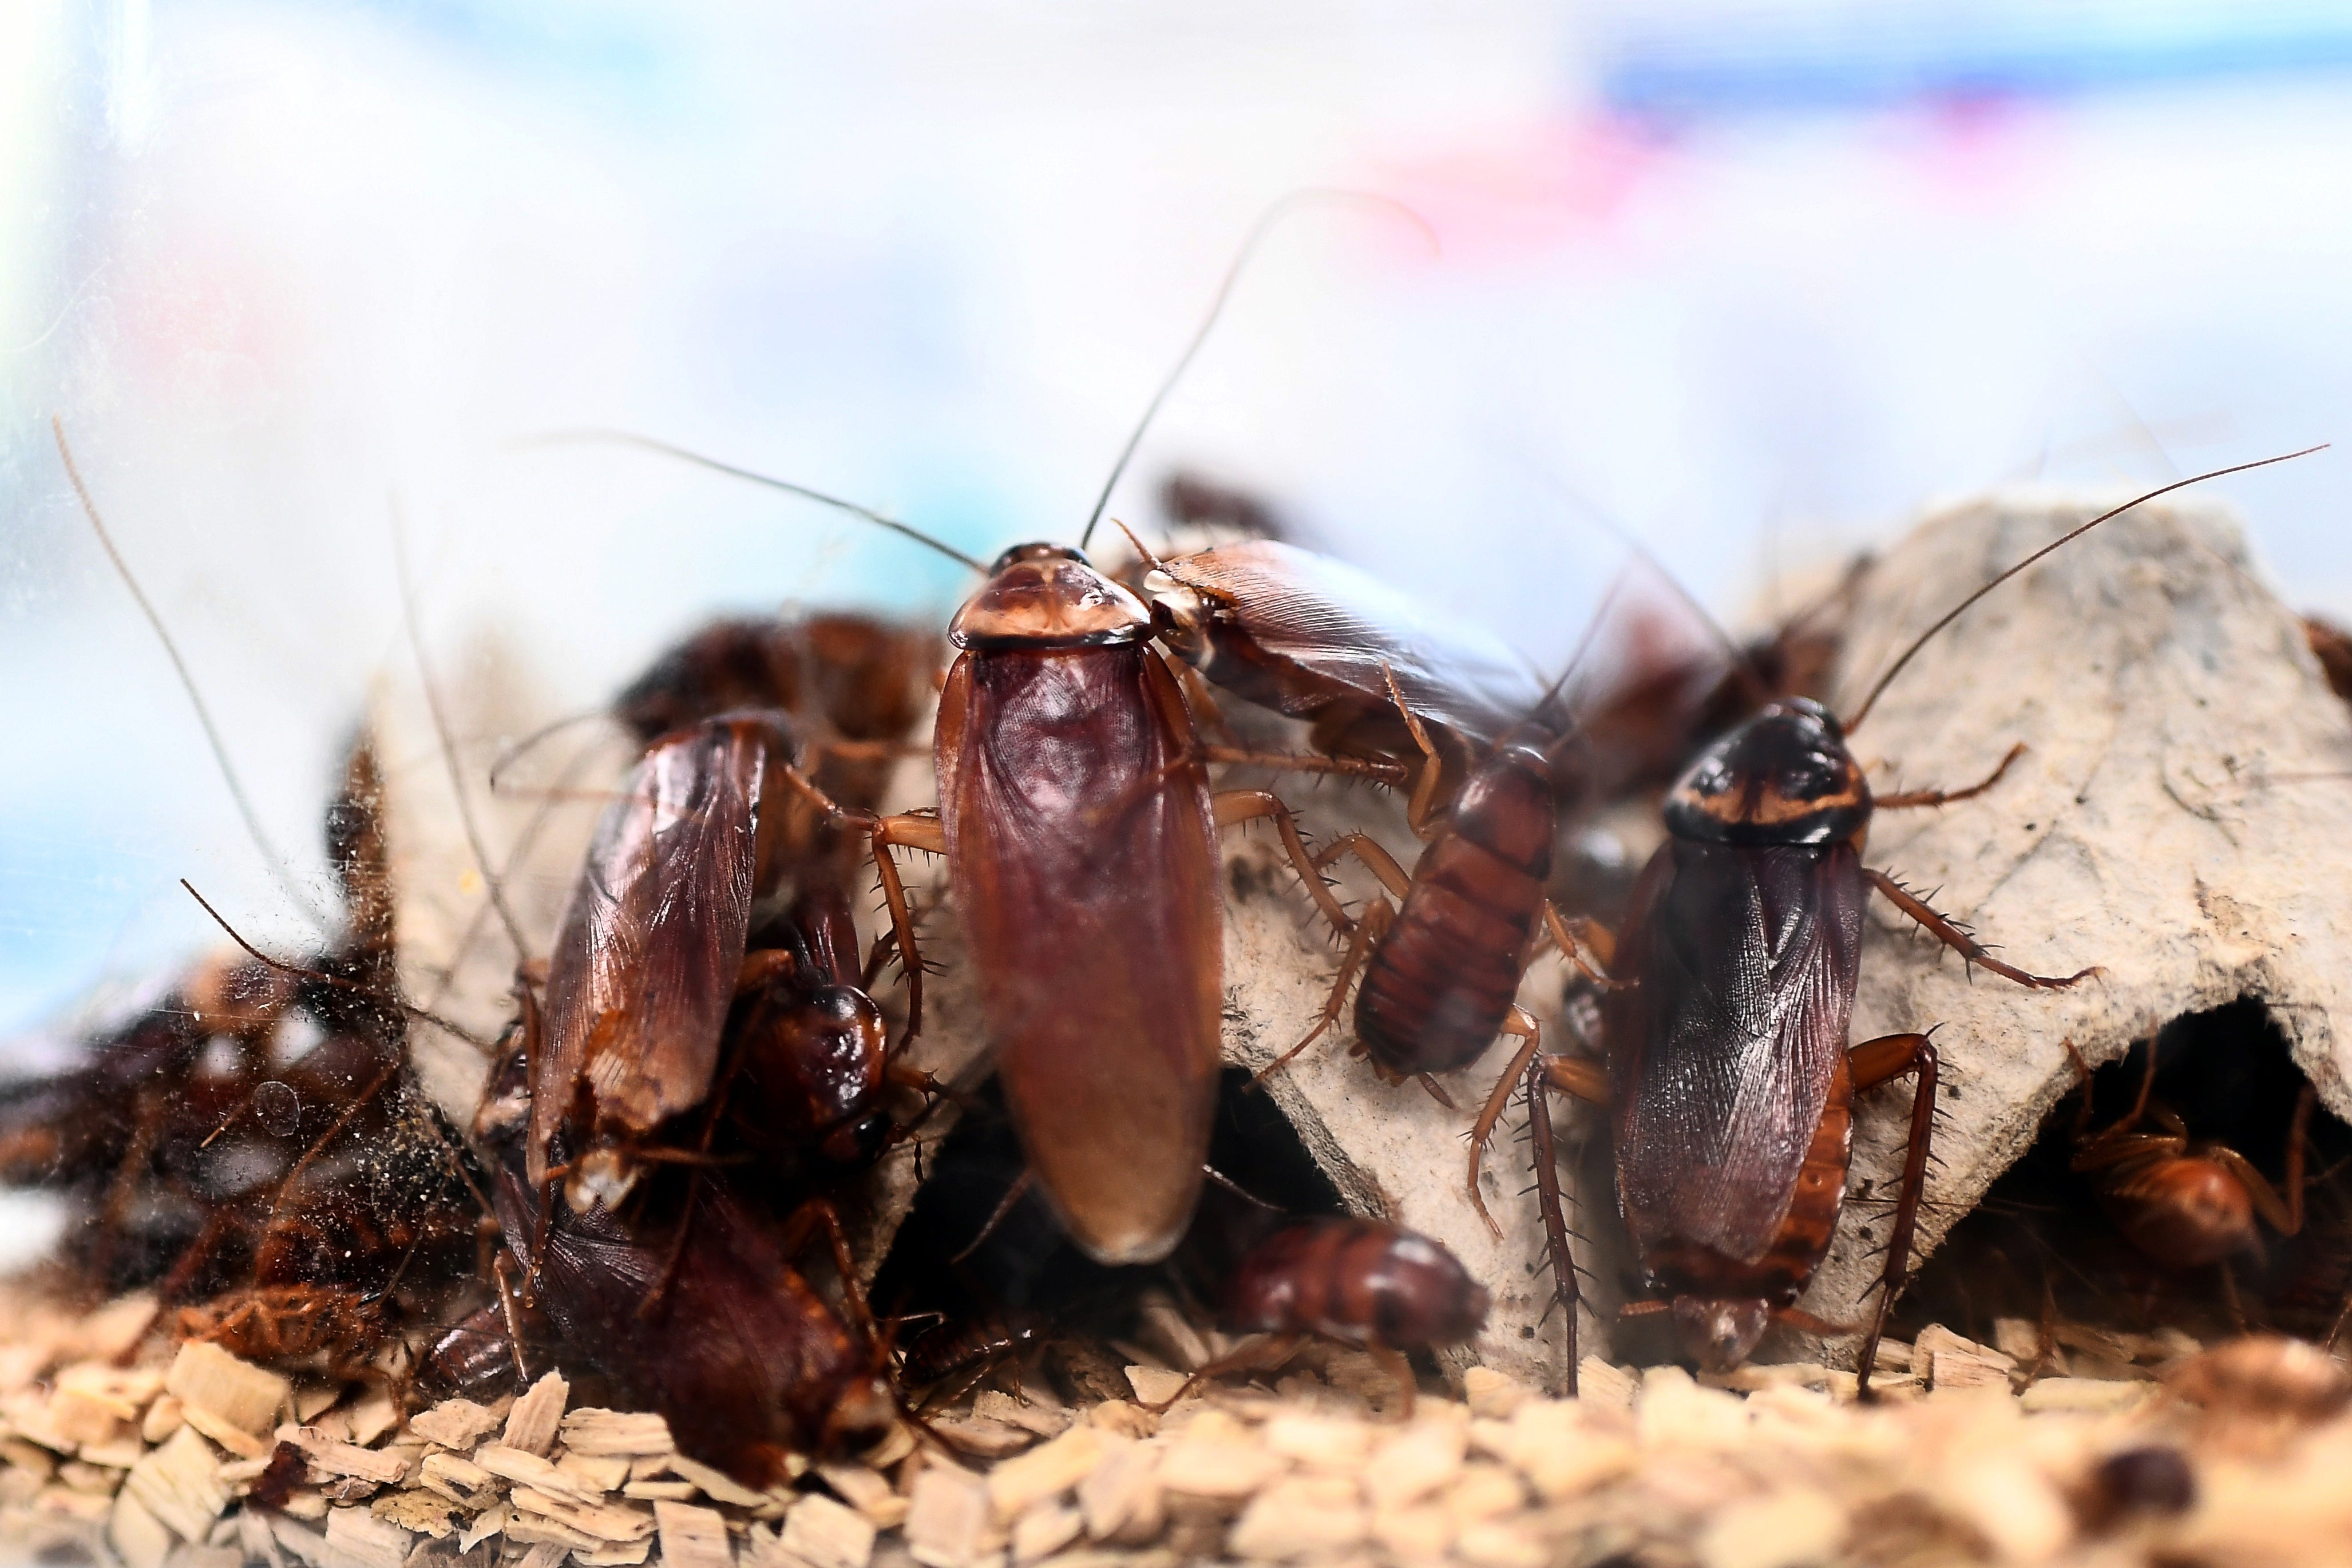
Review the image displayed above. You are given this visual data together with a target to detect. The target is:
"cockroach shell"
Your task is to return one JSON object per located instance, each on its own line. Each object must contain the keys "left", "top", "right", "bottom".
{"left": 952, "top": 547, "right": 1154, "bottom": 649}
{"left": 727, "top": 985, "right": 888, "bottom": 1154}
{"left": 418, "top": 1305, "right": 522, "bottom": 1403}
{"left": 938, "top": 638, "right": 1224, "bottom": 1265}
{"left": 1225, "top": 1219, "right": 1490, "bottom": 1351}
{"left": 1141, "top": 540, "right": 1544, "bottom": 753}
{"left": 2098, "top": 1157, "right": 2259, "bottom": 1269}
{"left": 1661, "top": 699, "right": 1871, "bottom": 849}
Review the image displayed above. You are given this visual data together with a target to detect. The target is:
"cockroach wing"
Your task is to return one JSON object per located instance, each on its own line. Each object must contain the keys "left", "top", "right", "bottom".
{"left": 527, "top": 723, "right": 765, "bottom": 1184}
{"left": 1162, "top": 541, "right": 1546, "bottom": 746}
{"left": 490, "top": 1171, "right": 864, "bottom": 1484}
{"left": 1607, "top": 840, "right": 1863, "bottom": 1264}
{"left": 937, "top": 643, "right": 1223, "bottom": 1266}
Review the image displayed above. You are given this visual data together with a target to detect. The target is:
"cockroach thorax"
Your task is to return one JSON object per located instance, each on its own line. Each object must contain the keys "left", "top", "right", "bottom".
{"left": 951, "top": 544, "right": 1154, "bottom": 649}
{"left": 1663, "top": 697, "right": 1872, "bottom": 847}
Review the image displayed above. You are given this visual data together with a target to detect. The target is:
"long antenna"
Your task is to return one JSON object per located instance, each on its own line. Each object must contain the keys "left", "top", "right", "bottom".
{"left": 53, "top": 418, "right": 332, "bottom": 932}
{"left": 389, "top": 500, "right": 534, "bottom": 968}
{"left": 510, "top": 429, "right": 985, "bottom": 572}
{"left": 1078, "top": 189, "right": 1439, "bottom": 552}
{"left": 1845, "top": 445, "right": 2328, "bottom": 731}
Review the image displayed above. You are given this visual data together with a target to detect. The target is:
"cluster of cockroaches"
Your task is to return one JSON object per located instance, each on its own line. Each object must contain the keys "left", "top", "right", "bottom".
{"left": 5, "top": 207, "right": 2337, "bottom": 1490}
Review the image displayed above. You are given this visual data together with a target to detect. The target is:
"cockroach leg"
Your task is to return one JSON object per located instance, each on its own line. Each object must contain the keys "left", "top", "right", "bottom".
{"left": 1525, "top": 1046, "right": 1579, "bottom": 1397}
{"left": 1466, "top": 1028, "right": 1545, "bottom": 1236}
{"left": 1212, "top": 789, "right": 1353, "bottom": 933}
{"left": 775, "top": 1197, "right": 879, "bottom": 1345}
{"left": 1863, "top": 868, "right": 2100, "bottom": 989}
{"left": 735, "top": 948, "right": 799, "bottom": 995}
{"left": 1170, "top": 658, "right": 1244, "bottom": 749}
{"left": 1846, "top": 1030, "right": 1937, "bottom": 1396}
{"left": 1201, "top": 746, "right": 1409, "bottom": 787}
{"left": 863, "top": 813, "right": 946, "bottom": 1040}
{"left": 1539, "top": 904, "right": 1621, "bottom": 989}
{"left": 948, "top": 1172, "right": 1035, "bottom": 1266}
{"left": 1253, "top": 902, "right": 1391, "bottom": 1088}
{"left": 2225, "top": 1083, "right": 2315, "bottom": 1235}
{"left": 1376, "top": 661, "right": 1447, "bottom": 839}
{"left": 1874, "top": 742, "right": 2029, "bottom": 810}
{"left": 1137, "top": 1332, "right": 1308, "bottom": 1413}
{"left": 492, "top": 1252, "right": 532, "bottom": 1384}
{"left": 1309, "top": 831, "right": 1415, "bottom": 901}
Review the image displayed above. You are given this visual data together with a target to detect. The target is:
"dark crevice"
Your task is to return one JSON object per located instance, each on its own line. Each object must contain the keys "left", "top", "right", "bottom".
{"left": 1895, "top": 997, "right": 2352, "bottom": 1348}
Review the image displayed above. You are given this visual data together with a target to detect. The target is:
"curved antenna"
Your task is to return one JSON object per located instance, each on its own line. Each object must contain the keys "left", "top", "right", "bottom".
{"left": 487, "top": 707, "right": 616, "bottom": 793}
{"left": 53, "top": 418, "right": 333, "bottom": 932}
{"left": 389, "top": 500, "right": 534, "bottom": 969}
{"left": 1078, "top": 189, "right": 1440, "bottom": 552}
{"left": 1846, "top": 445, "right": 2328, "bottom": 731}
{"left": 1537, "top": 565, "right": 1634, "bottom": 731}
{"left": 510, "top": 429, "right": 985, "bottom": 573}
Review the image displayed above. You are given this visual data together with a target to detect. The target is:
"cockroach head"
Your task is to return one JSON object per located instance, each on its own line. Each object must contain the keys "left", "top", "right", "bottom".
{"left": 1664, "top": 698, "right": 1870, "bottom": 847}
{"left": 1671, "top": 1296, "right": 1773, "bottom": 1372}
{"left": 951, "top": 544, "right": 1154, "bottom": 650}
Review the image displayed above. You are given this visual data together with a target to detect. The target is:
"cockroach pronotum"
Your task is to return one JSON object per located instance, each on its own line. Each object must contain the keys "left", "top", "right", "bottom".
{"left": 1472, "top": 450, "right": 2322, "bottom": 1393}
{"left": 2065, "top": 1034, "right": 2314, "bottom": 1276}
{"left": 537, "top": 199, "right": 1431, "bottom": 1267}
{"left": 1145, "top": 1217, "right": 1489, "bottom": 1418}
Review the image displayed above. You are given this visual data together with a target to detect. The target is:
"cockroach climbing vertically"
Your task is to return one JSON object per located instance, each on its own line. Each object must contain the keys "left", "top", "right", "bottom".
{"left": 1471, "top": 449, "right": 2322, "bottom": 1394}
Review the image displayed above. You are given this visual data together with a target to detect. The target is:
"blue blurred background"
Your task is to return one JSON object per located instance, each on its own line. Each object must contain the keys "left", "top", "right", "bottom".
{"left": 3, "top": 0, "right": 2348, "bottom": 1042}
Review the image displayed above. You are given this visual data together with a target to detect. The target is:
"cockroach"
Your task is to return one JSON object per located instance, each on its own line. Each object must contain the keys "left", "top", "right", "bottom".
{"left": 1140, "top": 536, "right": 1548, "bottom": 814}
{"left": 172, "top": 1285, "right": 394, "bottom": 1381}
{"left": 897, "top": 1310, "right": 1046, "bottom": 1391}
{"left": 525, "top": 710, "right": 841, "bottom": 1208}
{"left": 555, "top": 206, "right": 1430, "bottom": 1268}
{"left": 477, "top": 1039, "right": 897, "bottom": 1484}
{"left": 2066, "top": 1034, "right": 2314, "bottom": 1276}
{"left": 724, "top": 884, "right": 937, "bottom": 1179}
{"left": 1472, "top": 452, "right": 2321, "bottom": 1392}
{"left": 1145, "top": 1218, "right": 1488, "bottom": 1417}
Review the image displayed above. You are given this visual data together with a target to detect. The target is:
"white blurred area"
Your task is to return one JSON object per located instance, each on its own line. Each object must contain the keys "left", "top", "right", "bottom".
{"left": 2, "top": 0, "right": 2349, "bottom": 1039}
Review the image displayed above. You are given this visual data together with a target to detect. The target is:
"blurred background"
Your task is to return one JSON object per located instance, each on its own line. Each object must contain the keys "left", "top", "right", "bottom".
{"left": 3, "top": 0, "right": 2349, "bottom": 1044}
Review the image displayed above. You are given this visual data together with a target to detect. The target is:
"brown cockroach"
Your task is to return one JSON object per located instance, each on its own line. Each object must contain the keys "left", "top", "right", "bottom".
{"left": 1147, "top": 1217, "right": 1489, "bottom": 1417}
{"left": 525, "top": 709, "right": 842, "bottom": 1208}
{"left": 2066, "top": 1035, "right": 2314, "bottom": 1276}
{"left": 476, "top": 1039, "right": 896, "bottom": 1483}
{"left": 172, "top": 1285, "right": 394, "bottom": 1380}
{"left": 1139, "top": 536, "right": 1549, "bottom": 813}
{"left": 1472, "top": 452, "right": 2321, "bottom": 1392}
{"left": 556, "top": 209, "right": 1437, "bottom": 1268}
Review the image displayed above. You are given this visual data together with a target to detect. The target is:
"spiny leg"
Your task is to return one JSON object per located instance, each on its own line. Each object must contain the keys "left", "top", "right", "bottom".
{"left": 1847, "top": 1031, "right": 1937, "bottom": 1395}
{"left": 1253, "top": 901, "right": 1391, "bottom": 1088}
{"left": 865, "top": 813, "right": 945, "bottom": 1042}
{"left": 1310, "top": 831, "right": 1415, "bottom": 902}
{"left": 1138, "top": 1332, "right": 1308, "bottom": 1413}
{"left": 778, "top": 1197, "right": 879, "bottom": 1345}
{"left": 1214, "top": 789, "right": 1352, "bottom": 933}
{"left": 1875, "top": 742, "right": 2028, "bottom": 810}
{"left": 1466, "top": 1034, "right": 1606, "bottom": 1237}
{"left": 1465, "top": 1009, "right": 1542, "bottom": 1236}
{"left": 1367, "top": 1339, "right": 1418, "bottom": 1421}
{"left": 1202, "top": 747, "right": 1408, "bottom": 789}
{"left": 1525, "top": 1047, "right": 1579, "bottom": 1398}
{"left": 1865, "top": 868, "right": 2100, "bottom": 989}
{"left": 1539, "top": 902, "right": 1621, "bottom": 989}
{"left": 1376, "top": 662, "right": 1447, "bottom": 839}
